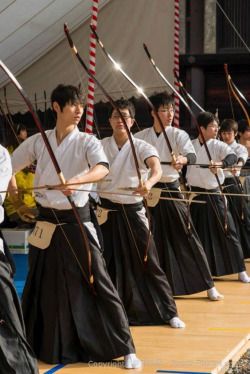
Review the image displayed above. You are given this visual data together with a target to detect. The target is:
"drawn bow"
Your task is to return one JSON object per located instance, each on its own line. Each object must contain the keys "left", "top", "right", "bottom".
{"left": 64, "top": 23, "right": 154, "bottom": 263}
{"left": 143, "top": 45, "right": 228, "bottom": 231}
{"left": 0, "top": 60, "right": 95, "bottom": 288}
{"left": 224, "top": 64, "right": 250, "bottom": 126}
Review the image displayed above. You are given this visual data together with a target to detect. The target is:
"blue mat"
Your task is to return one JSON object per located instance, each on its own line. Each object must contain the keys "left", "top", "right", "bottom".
{"left": 156, "top": 370, "right": 211, "bottom": 374}
{"left": 44, "top": 364, "right": 66, "bottom": 373}
{"left": 14, "top": 280, "right": 25, "bottom": 297}
{"left": 13, "top": 254, "right": 28, "bottom": 297}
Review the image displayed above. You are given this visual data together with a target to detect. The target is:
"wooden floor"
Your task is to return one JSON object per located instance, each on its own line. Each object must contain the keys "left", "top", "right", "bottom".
{"left": 38, "top": 261, "right": 250, "bottom": 374}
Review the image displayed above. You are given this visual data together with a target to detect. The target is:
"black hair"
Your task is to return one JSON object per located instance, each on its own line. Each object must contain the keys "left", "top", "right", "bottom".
{"left": 238, "top": 119, "right": 249, "bottom": 134}
{"left": 50, "top": 84, "right": 84, "bottom": 112}
{"left": 16, "top": 124, "right": 27, "bottom": 136}
{"left": 219, "top": 119, "right": 238, "bottom": 134}
{"left": 196, "top": 111, "right": 218, "bottom": 129}
{"left": 149, "top": 91, "right": 175, "bottom": 111}
{"left": 108, "top": 98, "right": 135, "bottom": 119}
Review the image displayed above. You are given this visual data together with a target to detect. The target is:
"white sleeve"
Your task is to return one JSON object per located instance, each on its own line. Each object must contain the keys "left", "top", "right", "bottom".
{"left": 216, "top": 140, "right": 235, "bottom": 161}
{"left": 236, "top": 144, "right": 248, "bottom": 163}
{"left": 134, "top": 128, "right": 148, "bottom": 141}
{"left": 11, "top": 133, "right": 39, "bottom": 173}
{"left": 0, "top": 146, "right": 12, "bottom": 224}
{"left": 137, "top": 140, "right": 159, "bottom": 165}
{"left": 175, "top": 129, "right": 196, "bottom": 156}
{"left": 86, "top": 136, "right": 109, "bottom": 167}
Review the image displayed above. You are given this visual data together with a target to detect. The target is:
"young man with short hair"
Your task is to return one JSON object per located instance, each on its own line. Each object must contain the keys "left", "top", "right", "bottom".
{"left": 219, "top": 118, "right": 250, "bottom": 259}
{"left": 98, "top": 98, "right": 185, "bottom": 328}
{"left": 11, "top": 84, "right": 141, "bottom": 368}
{"left": 135, "top": 92, "right": 223, "bottom": 300}
{"left": 187, "top": 112, "right": 249, "bottom": 281}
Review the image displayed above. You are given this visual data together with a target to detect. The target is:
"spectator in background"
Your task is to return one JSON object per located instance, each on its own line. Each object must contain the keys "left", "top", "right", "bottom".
{"left": 237, "top": 119, "right": 250, "bottom": 193}
{"left": 219, "top": 119, "right": 250, "bottom": 259}
{"left": 4, "top": 124, "right": 37, "bottom": 227}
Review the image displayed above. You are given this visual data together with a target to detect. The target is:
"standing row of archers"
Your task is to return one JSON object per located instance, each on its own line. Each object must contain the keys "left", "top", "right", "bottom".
{"left": 1, "top": 85, "right": 249, "bottom": 372}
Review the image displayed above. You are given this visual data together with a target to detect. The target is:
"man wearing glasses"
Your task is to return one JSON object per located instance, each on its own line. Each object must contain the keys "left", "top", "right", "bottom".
{"left": 187, "top": 111, "right": 250, "bottom": 283}
{"left": 135, "top": 92, "right": 223, "bottom": 301}
{"left": 97, "top": 98, "right": 185, "bottom": 330}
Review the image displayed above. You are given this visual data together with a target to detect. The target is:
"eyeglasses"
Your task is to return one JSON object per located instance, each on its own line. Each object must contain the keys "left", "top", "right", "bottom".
{"left": 158, "top": 108, "right": 174, "bottom": 113}
{"left": 207, "top": 124, "right": 219, "bottom": 129}
{"left": 111, "top": 114, "right": 131, "bottom": 120}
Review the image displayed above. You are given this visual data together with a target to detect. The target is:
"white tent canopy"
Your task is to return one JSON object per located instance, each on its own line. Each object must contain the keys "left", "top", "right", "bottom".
{"left": 0, "top": 0, "right": 176, "bottom": 112}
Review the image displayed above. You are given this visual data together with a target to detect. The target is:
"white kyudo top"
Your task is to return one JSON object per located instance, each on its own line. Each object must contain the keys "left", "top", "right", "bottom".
{"left": 0, "top": 145, "right": 12, "bottom": 253}
{"left": 98, "top": 136, "right": 159, "bottom": 204}
{"left": 12, "top": 127, "right": 108, "bottom": 210}
{"left": 135, "top": 126, "right": 195, "bottom": 182}
{"left": 223, "top": 141, "right": 248, "bottom": 178}
{"left": 187, "top": 138, "right": 236, "bottom": 189}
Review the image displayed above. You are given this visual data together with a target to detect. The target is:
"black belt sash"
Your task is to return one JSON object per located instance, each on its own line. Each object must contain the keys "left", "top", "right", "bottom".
{"left": 100, "top": 198, "right": 143, "bottom": 213}
{"left": 155, "top": 180, "right": 180, "bottom": 190}
{"left": 190, "top": 186, "right": 220, "bottom": 193}
{"left": 37, "top": 202, "right": 91, "bottom": 224}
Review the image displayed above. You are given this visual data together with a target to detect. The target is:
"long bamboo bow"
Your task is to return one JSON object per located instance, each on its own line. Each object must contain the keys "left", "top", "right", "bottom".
{"left": 143, "top": 44, "right": 229, "bottom": 231}
{"left": 224, "top": 64, "right": 250, "bottom": 126}
{"left": 90, "top": 25, "right": 180, "bottom": 168}
{"left": 173, "top": 69, "right": 204, "bottom": 112}
{"left": 64, "top": 24, "right": 156, "bottom": 263}
{"left": 0, "top": 60, "right": 95, "bottom": 288}
{"left": 224, "top": 64, "right": 250, "bottom": 220}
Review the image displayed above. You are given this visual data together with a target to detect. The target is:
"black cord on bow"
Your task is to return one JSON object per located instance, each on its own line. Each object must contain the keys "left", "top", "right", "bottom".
{"left": 143, "top": 44, "right": 229, "bottom": 232}
{"left": 64, "top": 24, "right": 157, "bottom": 263}
{"left": 224, "top": 64, "right": 250, "bottom": 222}
{"left": 173, "top": 69, "right": 204, "bottom": 112}
{"left": 224, "top": 64, "right": 250, "bottom": 126}
{"left": 91, "top": 26, "right": 178, "bottom": 165}
{"left": 34, "top": 92, "right": 38, "bottom": 112}
{"left": 0, "top": 98, "right": 20, "bottom": 146}
{"left": 143, "top": 44, "right": 225, "bottom": 191}
{"left": 3, "top": 86, "right": 18, "bottom": 138}
{"left": 90, "top": 25, "right": 194, "bottom": 261}
{"left": 64, "top": 24, "right": 142, "bottom": 186}
{"left": 0, "top": 60, "right": 95, "bottom": 289}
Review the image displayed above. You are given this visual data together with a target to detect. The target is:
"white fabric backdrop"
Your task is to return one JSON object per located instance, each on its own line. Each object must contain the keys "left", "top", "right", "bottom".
{"left": 0, "top": 0, "right": 175, "bottom": 112}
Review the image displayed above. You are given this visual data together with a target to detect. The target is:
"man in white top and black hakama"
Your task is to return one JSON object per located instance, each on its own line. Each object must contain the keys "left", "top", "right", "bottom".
{"left": 11, "top": 85, "right": 141, "bottom": 369}
{"left": 187, "top": 112, "right": 250, "bottom": 282}
{"left": 98, "top": 99, "right": 185, "bottom": 328}
{"left": 0, "top": 145, "right": 38, "bottom": 374}
{"left": 219, "top": 119, "right": 250, "bottom": 259}
{"left": 237, "top": 120, "right": 250, "bottom": 198}
{"left": 135, "top": 92, "right": 223, "bottom": 301}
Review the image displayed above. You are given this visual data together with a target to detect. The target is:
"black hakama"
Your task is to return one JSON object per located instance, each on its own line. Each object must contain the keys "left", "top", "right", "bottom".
{"left": 224, "top": 177, "right": 250, "bottom": 259}
{"left": 22, "top": 205, "right": 135, "bottom": 365}
{"left": 150, "top": 181, "right": 214, "bottom": 296}
{"left": 100, "top": 198, "right": 177, "bottom": 326}
{"left": 190, "top": 187, "right": 246, "bottom": 276}
{"left": 0, "top": 250, "right": 38, "bottom": 374}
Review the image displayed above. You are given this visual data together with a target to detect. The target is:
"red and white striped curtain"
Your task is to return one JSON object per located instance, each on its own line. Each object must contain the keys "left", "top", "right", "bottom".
{"left": 173, "top": 0, "right": 180, "bottom": 127}
{"left": 85, "top": 0, "right": 99, "bottom": 134}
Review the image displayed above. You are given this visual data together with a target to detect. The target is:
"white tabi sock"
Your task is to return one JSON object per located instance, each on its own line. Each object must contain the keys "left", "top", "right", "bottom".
{"left": 238, "top": 271, "right": 250, "bottom": 283}
{"left": 207, "top": 287, "right": 224, "bottom": 301}
{"left": 169, "top": 316, "right": 186, "bottom": 328}
{"left": 124, "top": 353, "right": 142, "bottom": 369}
